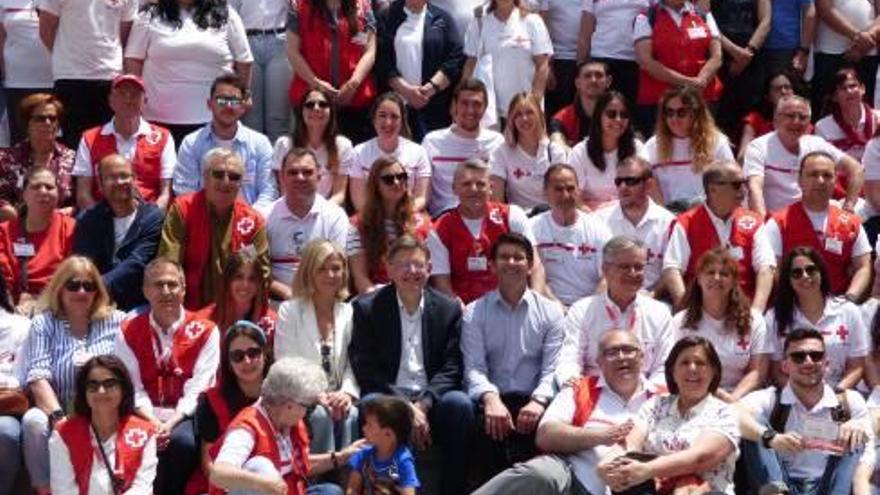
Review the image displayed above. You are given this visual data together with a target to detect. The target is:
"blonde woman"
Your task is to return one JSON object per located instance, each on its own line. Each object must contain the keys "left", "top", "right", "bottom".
{"left": 21, "top": 256, "right": 124, "bottom": 495}
{"left": 646, "top": 86, "right": 734, "bottom": 210}
{"left": 489, "top": 92, "right": 568, "bottom": 211}
{"left": 274, "top": 239, "right": 359, "bottom": 453}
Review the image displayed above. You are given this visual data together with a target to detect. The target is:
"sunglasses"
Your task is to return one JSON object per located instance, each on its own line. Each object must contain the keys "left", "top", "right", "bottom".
{"left": 380, "top": 172, "right": 408, "bottom": 185}
{"left": 663, "top": 106, "right": 692, "bottom": 119}
{"left": 604, "top": 109, "right": 630, "bottom": 120}
{"left": 788, "top": 350, "right": 825, "bottom": 364}
{"left": 65, "top": 279, "right": 97, "bottom": 293}
{"left": 85, "top": 378, "right": 120, "bottom": 393}
{"left": 214, "top": 96, "right": 243, "bottom": 107}
{"left": 614, "top": 176, "right": 647, "bottom": 187}
{"left": 790, "top": 265, "right": 820, "bottom": 280}
{"left": 211, "top": 170, "right": 243, "bottom": 182}
{"left": 30, "top": 114, "right": 59, "bottom": 124}
{"left": 712, "top": 179, "right": 747, "bottom": 189}
{"left": 304, "top": 100, "right": 330, "bottom": 110}
{"left": 229, "top": 347, "right": 263, "bottom": 364}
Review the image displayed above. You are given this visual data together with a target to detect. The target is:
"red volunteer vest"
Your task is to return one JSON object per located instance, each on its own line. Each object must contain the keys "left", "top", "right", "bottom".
{"left": 211, "top": 406, "right": 311, "bottom": 495}
{"left": 172, "top": 191, "right": 264, "bottom": 310}
{"left": 82, "top": 124, "right": 170, "bottom": 202}
{"left": 637, "top": 5, "right": 723, "bottom": 105}
{"left": 676, "top": 205, "right": 762, "bottom": 297}
{"left": 0, "top": 209, "right": 75, "bottom": 299}
{"left": 772, "top": 202, "right": 860, "bottom": 294}
{"left": 351, "top": 212, "right": 432, "bottom": 284}
{"left": 56, "top": 415, "right": 156, "bottom": 495}
{"left": 288, "top": 0, "right": 377, "bottom": 109}
{"left": 433, "top": 202, "right": 510, "bottom": 304}
{"left": 122, "top": 311, "right": 217, "bottom": 408}
{"left": 551, "top": 104, "right": 583, "bottom": 145}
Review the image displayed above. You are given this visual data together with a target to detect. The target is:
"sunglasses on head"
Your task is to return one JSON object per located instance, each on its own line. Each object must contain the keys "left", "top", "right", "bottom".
{"left": 788, "top": 350, "right": 825, "bottom": 364}
{"left": 790, "top": 265, "right": 820, "bottom": 280}
{"left": 379, "top": 172, "right": 408, "bottom": 185}
{"left": 604, "top": 109, "right": 630, "bottom": 120}
{"left": 663, "top": 106, "right": 692, "bottom": 119}
{"left": 65, "top": 279, "right": 97, "bottom": 293}
{"left": 304, "top": 100, "right": 330, "bottom": 110}
{"left": 614, "top": 176, "right": 647, "bottom": 187}
{"left": 229, "top": 347, "right": 262, "bottom": 363}
{"left": 211, "top": 169, "right": 243, "bottom": 182}
{"left": 85, "top": 378, "right": 120, "bottom": 393}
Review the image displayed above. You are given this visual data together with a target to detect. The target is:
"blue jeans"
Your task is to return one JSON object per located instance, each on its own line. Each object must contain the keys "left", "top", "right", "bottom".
{"left": 242, "top": 32, "right": 292, "bottom": 143}
{"left": 0, "top": 416, "right": 21, "bottom": 495}
{"left": 21, "top": 408, "right": 50, "bottom": 489}
{"left": 308, "top": 403, "right": 359, "bottom": 454}
{"left": 156, "top": 417, "right": 199, "bottom": 495}
{"left": 740, "top": 439, "right": 861, "bottom": 494}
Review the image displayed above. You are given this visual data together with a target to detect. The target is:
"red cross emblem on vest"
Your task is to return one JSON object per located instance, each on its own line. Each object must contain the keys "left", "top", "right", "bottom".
{"left": 236, "top": 217, "right": 256, "bottom": 237}
{"left": 836, "top": 325, "right": 849, "bottom": 343}
{"left": 512, "top": 168, "right": 526, "bottom": 179}
{"left": 124, "top": 428, "right": 148, "bottom": 449}
{"left": 183, "top": 321, "right": 205, "bottom": 340}
{"left": 737, "top": 216, "right": 757, "bottom": 231}
{"left": 489, "top": 208, "right": 504, "bottom": 225}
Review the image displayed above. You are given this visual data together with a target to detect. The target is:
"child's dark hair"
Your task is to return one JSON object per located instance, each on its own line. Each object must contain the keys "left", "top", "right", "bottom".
{"left": 363, "top": 395, "right": 414, "bottom": 445}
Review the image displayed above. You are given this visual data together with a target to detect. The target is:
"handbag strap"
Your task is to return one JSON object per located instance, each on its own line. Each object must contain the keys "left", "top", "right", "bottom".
{"left": 91, "top": 424, "right": 123, "bottom": 495}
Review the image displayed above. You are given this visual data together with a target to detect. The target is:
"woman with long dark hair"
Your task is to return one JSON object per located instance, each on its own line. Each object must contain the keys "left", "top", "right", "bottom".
{"left": 766, "top": 246, "right": 868, "bottom": 389}
{"left": 0, "top": 270, "right": 30, "bottom": 493}
{"left": 737, "top": 68, "right": 800, "bottom": 161}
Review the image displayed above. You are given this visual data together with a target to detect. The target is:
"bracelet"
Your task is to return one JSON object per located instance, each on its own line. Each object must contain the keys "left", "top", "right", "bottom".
{"left": 330, "top": 451, "right": 339, "bottom": 469}
{"left": 428, "top": 80, "right": 439, "bottom": 91}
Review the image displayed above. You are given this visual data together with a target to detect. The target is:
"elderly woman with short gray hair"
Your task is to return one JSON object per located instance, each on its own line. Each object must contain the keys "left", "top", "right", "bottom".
{"left": 210, "top": 358, "right": 362, "bottom": 495}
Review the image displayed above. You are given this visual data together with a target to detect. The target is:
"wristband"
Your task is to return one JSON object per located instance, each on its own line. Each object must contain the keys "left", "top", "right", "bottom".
{"left": 331, "top": 451, "right": 339, "bottom": 469}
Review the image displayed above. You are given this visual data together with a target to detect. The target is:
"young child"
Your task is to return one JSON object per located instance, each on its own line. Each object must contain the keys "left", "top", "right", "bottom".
{"left": 346, "top": 395, "right": 420, "bottom": 495}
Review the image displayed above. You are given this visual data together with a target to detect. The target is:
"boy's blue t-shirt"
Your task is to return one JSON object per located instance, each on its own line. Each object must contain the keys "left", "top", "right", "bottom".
{"left": 349, "top": 444, "right": 420, "bottom": 490}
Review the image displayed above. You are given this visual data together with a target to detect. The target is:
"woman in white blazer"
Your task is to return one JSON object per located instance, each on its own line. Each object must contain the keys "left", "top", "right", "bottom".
{"left": 274, "top": 239, "right": 359, "bottom": 453}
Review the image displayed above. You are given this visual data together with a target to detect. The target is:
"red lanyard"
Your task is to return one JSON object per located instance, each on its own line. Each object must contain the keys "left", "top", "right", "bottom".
{"left": 604, "top": 303, "right": 638, "bottom": 332}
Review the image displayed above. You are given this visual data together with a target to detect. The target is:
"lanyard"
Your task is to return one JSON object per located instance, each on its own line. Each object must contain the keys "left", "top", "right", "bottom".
{"left": 91, "top": 424, "right": 123, "bottom": 495}
{"left": 150, "top": 329, "right": 178, "bottom": 407}
{"left": 604, "top": 303, "right": 638, "bottom": 332}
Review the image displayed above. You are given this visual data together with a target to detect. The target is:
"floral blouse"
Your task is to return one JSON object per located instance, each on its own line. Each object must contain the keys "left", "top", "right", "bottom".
{"left": 0, "top": 140, "right": 76, "bottom": 208}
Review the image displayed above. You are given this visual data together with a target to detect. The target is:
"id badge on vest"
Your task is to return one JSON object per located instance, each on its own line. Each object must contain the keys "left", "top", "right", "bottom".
{"left": 825, "top": 237, "right": 843, "bottom": 255}
{"left": 467, "top": 256, "right": 488, "bottom": 272}
{"left": 728, "top": 246, "right": 744, "bottom": 261}
{"left": 12, "top": 241, "right": 34, "bottom": 257}
{"left": 687, "top": 26, "right": 708, "bottom": 39}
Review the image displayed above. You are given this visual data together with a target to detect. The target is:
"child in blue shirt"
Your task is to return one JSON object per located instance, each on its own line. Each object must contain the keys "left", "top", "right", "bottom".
{"left": 347, "top": 395, "right": 420, "bottom": 495}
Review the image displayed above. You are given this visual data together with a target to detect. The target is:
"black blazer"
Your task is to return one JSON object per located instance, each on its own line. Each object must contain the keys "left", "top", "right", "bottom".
{"left": 349, "top": 284, "right": 463, "bottom": 404}
{"left": 72, "top": 201, "right": 163, "bottom": 311}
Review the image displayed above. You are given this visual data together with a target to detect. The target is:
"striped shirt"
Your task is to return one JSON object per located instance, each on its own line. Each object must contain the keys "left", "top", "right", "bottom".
{"left": 25, "top": 310, "right": 125, "bottom": 407}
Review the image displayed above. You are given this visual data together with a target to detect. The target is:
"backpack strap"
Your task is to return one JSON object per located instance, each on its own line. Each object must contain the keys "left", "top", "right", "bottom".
{"left": 831, "top": 391, "right": 851, "bottom": 423}
{"left": 768, "top": 387, "right": 791, "bottom": 433}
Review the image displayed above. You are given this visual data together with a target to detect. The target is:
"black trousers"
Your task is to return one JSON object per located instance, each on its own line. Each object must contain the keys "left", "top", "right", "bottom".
{"left": 53, "top": 79, "right": 113, "bottom": 148}
{"left": 546, "top": 58, "right": 578, "bottom": 122}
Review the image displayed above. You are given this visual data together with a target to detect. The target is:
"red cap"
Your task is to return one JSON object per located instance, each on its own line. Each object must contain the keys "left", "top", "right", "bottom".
{"left": 112, "top": 74, "right": 145, "bottom": 91}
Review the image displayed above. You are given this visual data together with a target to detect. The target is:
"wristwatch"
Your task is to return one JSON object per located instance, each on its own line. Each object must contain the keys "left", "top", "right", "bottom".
{"left": 761, "top": 428, "right": 777, "bottom": 449}
{"left": 48, "top": 409, "right": 65, "bottom": 430}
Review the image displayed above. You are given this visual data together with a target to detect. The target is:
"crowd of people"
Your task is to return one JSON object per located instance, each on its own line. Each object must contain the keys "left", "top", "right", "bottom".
{"left": 2, "top": 0, "right": 880, "bottom": 494}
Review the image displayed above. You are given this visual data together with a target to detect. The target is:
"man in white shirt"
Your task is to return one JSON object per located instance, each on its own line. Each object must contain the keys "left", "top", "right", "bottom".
{"left": 423, "top": 78, "right": 504, "bottom": 217}
{"left": 595, "top": 157, "right": 675, "bottom": 294}
{"left": 737, "top": 328, "right": 873, "bottom": 494}
{"left": 745, "top": 94, "right": 863, "bottom": 217}
{"left": 530, "top": 164, "right": 611, "bottom": 306}
{"left": 260, "top": 148, "right": 349, "bottom": 300}
{"left": 556, "top": 236, "right": 674, "bottom": 387}
{"left": 472, "top": 329, "right": 662, "bottom": 495}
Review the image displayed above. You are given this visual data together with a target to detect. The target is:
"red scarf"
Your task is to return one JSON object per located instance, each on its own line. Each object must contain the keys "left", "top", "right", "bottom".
{"left": 832, "top": 103, "right": 877, "bottom": 147}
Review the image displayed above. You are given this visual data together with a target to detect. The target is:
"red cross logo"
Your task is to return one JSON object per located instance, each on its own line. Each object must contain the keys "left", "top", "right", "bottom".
{"left": 236, "top": 217, "right": 256, "bottom": 237}
{"left": 736, "top": 334, "right": 749, "bottom": 351}
{"left": 578, "top": 244, "right": 592, "bottom": 255}
{"left": 512, "top": 168, "right": 527, "bottom": 179}
{"left": 737, "top": 216, "right": 757, "bottom": 231}
{"left": 836, "top": 325, "right": 849, "bottom": 343}
{"left": 124, "top": 428, "right": 148, "bottom": 449}
{"left": 184, "top": 321, "right": 205, "bottom": 340}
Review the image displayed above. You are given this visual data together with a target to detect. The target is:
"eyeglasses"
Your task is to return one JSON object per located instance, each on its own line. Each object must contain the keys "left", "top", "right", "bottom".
{"left": 85, "top": 378, "right": 120, "bottom": 393}
{"left": 380, "top": 172, "right": 408, "bottom": 186}
{"left": 788, "top": 350, "right": 825, "bottom": 364}
{"left": 304, "top": 100, "right": 330, "bottom": 110}
{"left": 320, "top": 344, "right": 332, "bottom": 375}
{"left": 229, "top": 347, "right": 263, "bottom": 364}
{"left": 30, "top": 114, "right": 58, "bottom": 124}
{"left": 614, "top": 176, "right": 647, "bottom": 187}
{"left": 214, "top": 95, "right": 243, "bottom": 107}
{"left": 604, "top": 109, "right": 630, "bottom": 120}
{"left": 780, "top": 111, "right": 810, "bottom": 122}
{"left": 790, "top": 265, "right": 820, "bottom": 280}
{"left": 210, "top": 169, "right": 243, "bottom": 182}
{"left": 101, "top": 172, "right": 133, "bottom": 183}
{"left": 64, "top": 279, "right": 97, "bottom": 293}
{"left": 601, "top": 345, "right": 640, "bottom": 359}
{"left": 712, "top": 179, "right": 747, "bottom": 189}
{"left": 663, "top": 106, "right": 692, "bottom": 119}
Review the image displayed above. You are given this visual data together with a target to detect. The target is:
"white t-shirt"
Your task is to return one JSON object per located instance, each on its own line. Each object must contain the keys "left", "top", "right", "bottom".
{"left": 815, "top": 0, "right": 877, "bottom": 54}
{"left": 858, "top": 133, "right": 880, "bottom": 181}
{"left": 423, "top": 126, "right": 505, "bottom": 216}
{"left": 528, "top": 209, "right": 611, "bottom": 305}
{"left": 430, "top": 0, "right": 481, "bottom": 38}
{"left": 426, "top": 203, "right": 532, "bottom": 275}
{"left": 672, "top": 309, "right": 774, "bottom": 390}
{"left": 349, "top": 137, "right": 431, "bottom": 190}
{"left": 581, "top": 0, "right": 650, "bottom": 61}
{"left": 815, "top": 108, "right": 880, "bottom": 162}
{"left": 72, "top": 118, "right": 176, "bottom": 179}
{"left": 36, "top": 0, "right": 138, "bottom": 80}
{"left": 271, "top": 135, "right": 354, "bottom": 199}
{"left": 112, "top": 209, "right": 137, "bottom": 254}
{"left": 228, "top": 0, "right": 287, "bottom": 30}
{"left": 489, "top": 138, "right": 568, "bottom": 209}
{"left": 743, "top": 133, "right": 846, "bottom": 213}
{"left": 594, "top": 200, "right": 675, "bottom": 289}
{"left": 632, "top": 2, "right": 720, "bottom": 41}
{"left": 463, "top": 7, "right": 553, "bottom": 117}
{"left": 536, "top": 0, "right": 580, "bottom": 60}
{"left": 764, "top": 208, "right": 872, "bottom": 258}
{"left": 645, "top": 134, "right": 734, "bottom": 205}
{"left": 569, "top": 138, "right": 648, "bottom": 205}
{"left": 0, "top": 310, "right": 30, "bottom": 389}
{"left": 124, "top": 6, "right": 253, "bottom": 124}
{"left": 0, "top": 0, "right": 51, "bottom": 88}
{"left": 394, "top": 6, "right": 426, "bottom": 84}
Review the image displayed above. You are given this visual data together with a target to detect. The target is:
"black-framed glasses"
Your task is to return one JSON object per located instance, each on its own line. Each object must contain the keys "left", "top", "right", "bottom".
{"left": 304, "top": 100, "right": 330, "bottom": 110}
{"left": 380, "top": 172, "right": 408, "bottom": 186}
{"left": 614, "top": 176, "right": 647, "bottom": 187}
{"left": 65, "top": 279, "right": 97, "bottom": 293}
{"left": 790, "top": 265, "right": 820, "bottom": 280}
{"left": 229, "top": 347, "right": 263, "bottom": 363}
{"left": 603, "top": 109, "right": 630, "bottom": 120}
{"left": 601, "top": 345, "right": 640, "bottom": 359}
{"left": 85, "top": 378, "right": 120, "bottom": 393}
{"left": 214, "top": 95, "right": 243, "bottom": 107}
{"left": 210, "top": 170, "right": 243, "bottom": 182}
{"left": 663, "top": 106, "right": 692, "bottom": 119}
{"left": 788, "top": 350, "right": 825, "bottom": 364}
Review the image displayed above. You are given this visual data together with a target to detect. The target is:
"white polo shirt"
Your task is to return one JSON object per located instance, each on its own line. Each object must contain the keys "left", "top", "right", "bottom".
{"left": 423, "top": 126, "right": 505, "bottom": 217}
{"left": 645, "top": 134, "right": 734, "bottom": 205}
{"left": 765, "top": 298, "right": 869, "bottom": 387}
{"left": 72, "top": 118, "right": 176, "bottom": 179}
{"left": 581, "top": 0, "right": 650, "bottom": 61}
{"left": 743, "top": 133, "right": 846, "bottom": 213}
{"left": 260, "top": 195, "right": 350, "bottom": 286}
{"left": 528, "top": 209, "right": 611, "bottom": 306}
{"left": 814, "top": 108, "right": 880, "bottom": 161}
{"left": 763, "top": 208, "right": 871, "bottom": 258}
{"left": 742, "top": 384, "right": 874, "bottom": 479}
{"left": 556, "top": 292, "right": 674, "bottom": 386}
{"left": 672, "top": 309, "right": 774, "bottom": 390}
{"left": 271, "top": 135, "right": 354, "bottom": 199}
{"left": 349, "top": 137, "right": 431, "bottom": 189}
{"left": 489, "top": 138, "right": 568, "bottom": 209}
{"left": 594, "top": 200, "right": 675, "bottom": 289}
{"left": 859, "top": 134, "right": 880, "bottom": 181}
{"left": 568, "top": 138, "right": 648, "bottom": 206}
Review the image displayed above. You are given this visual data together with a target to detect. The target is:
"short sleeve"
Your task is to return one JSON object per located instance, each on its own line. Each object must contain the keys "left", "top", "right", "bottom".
{"left": 397, "top": 450, "right": 420, "bottom": 488}
{"left": 488, "top": 146, "right": 507, "bottom": 180}
{"left": 348, "top": 447, "right": 369, "bottom": 470}
{"left": 35, "top": 0, "right": 61, "bottom": 16}
{"left": 463, "top": 17, "right": 481, "bottom": 57}
{"left": 582, "top": 0, "right": 594, "bottom": 14}
{"left": 749, "top": 312, "right": 775, "bottom": 355}
{"left": 704, "top": 12, "right": 720, "bottom": 38}
{"left": 740, "top": 387, "right": 775, "bottom": 422}
{"left": 122, "top": 0, "right": 138, "bottom": 22}
{"left": 743, "top": 140, "right": 766, "bottom": 178}
{"left": 704, "top": 401, "right": 741, "bottom": 449}
{"left": 426, "top": 230, "right": 451, "bottom": 275}
{"left": 337, "top": 137, "right": 354, "bottom": 176}
{"left": 864, "top": 137, "right": 880, "bottom": 181}
{"left": 271, "top": 136, "right": 291, "bottom": 171}
{"left": 540, "top": 386, "right": 576, "bottom": 426}
{"left": 526, "top": 14, "right": 553, "bottom": 56}
{"left": 286, "top": 1, "right": 300, "bottom": 34}
{"left": 226, "top": 8, "right": 254, "bottom": 63}
{"left": 846, "top": 303, "right": 870, "bottom": 358}
{"left": 508, "top": 205, "right": 534, "bottom": 242}
{"left": 633, "top": 13, "right": 652, "bottom": 42}
{"left": 124, "top": 12, "right": 150, "bottom": 60}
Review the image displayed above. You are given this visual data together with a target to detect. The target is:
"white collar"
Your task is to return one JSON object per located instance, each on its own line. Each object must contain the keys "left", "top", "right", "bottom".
{"left": 148, "top": 308, "right": 186, "bottom": 336}
{"left": 100, "top": 118, "right": 151, "bottom": 138}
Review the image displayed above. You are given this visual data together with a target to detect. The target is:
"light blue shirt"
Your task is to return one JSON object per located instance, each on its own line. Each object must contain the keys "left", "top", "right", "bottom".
{"left": 462, "top": 288, "right": 564, "bottom": 401}
{"left": 173, "top": 122, "right": 278, "bottom": 211}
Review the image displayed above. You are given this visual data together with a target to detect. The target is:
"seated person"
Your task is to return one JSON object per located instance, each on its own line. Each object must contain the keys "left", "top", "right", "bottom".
{"left": 0, "top": 274, "right": 28, "bottom": 494}
{"left": 348, "top": 396, "right": 419, "bottom": 495}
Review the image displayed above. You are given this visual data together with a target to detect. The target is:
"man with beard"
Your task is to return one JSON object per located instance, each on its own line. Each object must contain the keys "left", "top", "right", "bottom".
{"left": 72, "top": 154, "right": 162, "bottom": 310}
{"left": 549, "top": 60, "right": 613, "bottom": 147}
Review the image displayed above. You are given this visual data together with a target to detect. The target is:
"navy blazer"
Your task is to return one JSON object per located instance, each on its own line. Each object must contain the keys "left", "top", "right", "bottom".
{"left": 72, "top": 201, "right": 163, "bottom": 311}
{"left": 349, "top": 284, "right": 463, "bottom": 405}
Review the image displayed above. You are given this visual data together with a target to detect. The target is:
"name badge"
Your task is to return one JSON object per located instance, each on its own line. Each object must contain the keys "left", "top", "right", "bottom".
{"left": 467, "top": 256, "right": 488, "bottom": 272}
{"left": 687, "top": 27, "right": 708, "bottom": 39}
{"left": 12, "top": 242, "right": 35, "bottom": 257}
{"left": 825, "top": 237, "right": 843, "bottom": 255}
{"left": 728, "top": 246, "right": 744, "bottom": 260}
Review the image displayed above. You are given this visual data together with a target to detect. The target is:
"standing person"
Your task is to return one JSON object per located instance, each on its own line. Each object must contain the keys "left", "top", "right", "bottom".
{"left": 229, "top": 0, "right": 292, "bottom": 143}
{"left": 461, "top": 0, "right": 553, "bottom": 128}
{"left": 287, "top": 0, "right": 378, "bottom": 144}
{"left": 35, "top": 0, "right": 137, "bottom": 148}
{"left": 0, "top": 0, "right": 52, "bottom": 144}
{"left": 762, "top": 0, "right": 816, "bottom": 77}
{"left": 815, "top": 66, "right": 880, "bottom": 163}
{"left": 124, "top": 0, "right": 253, "bottom": 146}
{"left": 272, "top": 88, "right": 352, "bottom": 207}
{"left": 534, "top": 0, "right": 582, "bottom": 119}
{"left": 375, "top": 0, "right": 464, "bottom": 142}
{"left": 548, "top": 60, "right": 612, "bottom": 147}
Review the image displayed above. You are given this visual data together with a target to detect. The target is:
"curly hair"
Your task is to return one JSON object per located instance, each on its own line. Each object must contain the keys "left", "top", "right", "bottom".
{"left": 359, "top": 157, "right": 417, "bottom": 271}
{"left": 655, "top": 86, "right": 720, "bottom": 174}
{"left": 773, "top": 246, "right": 831, "bottom": 337}
{"left": 587, "top": 90, "right": 637, "bottom": 172}
{"left": 680, "top": 248, "right": 751, "bottom": 340}
{"left": 146, "top": 0, "right": 229, "bottom": 30}
{"left": 292, "top": 88, "right": 342, "bottom": 175}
